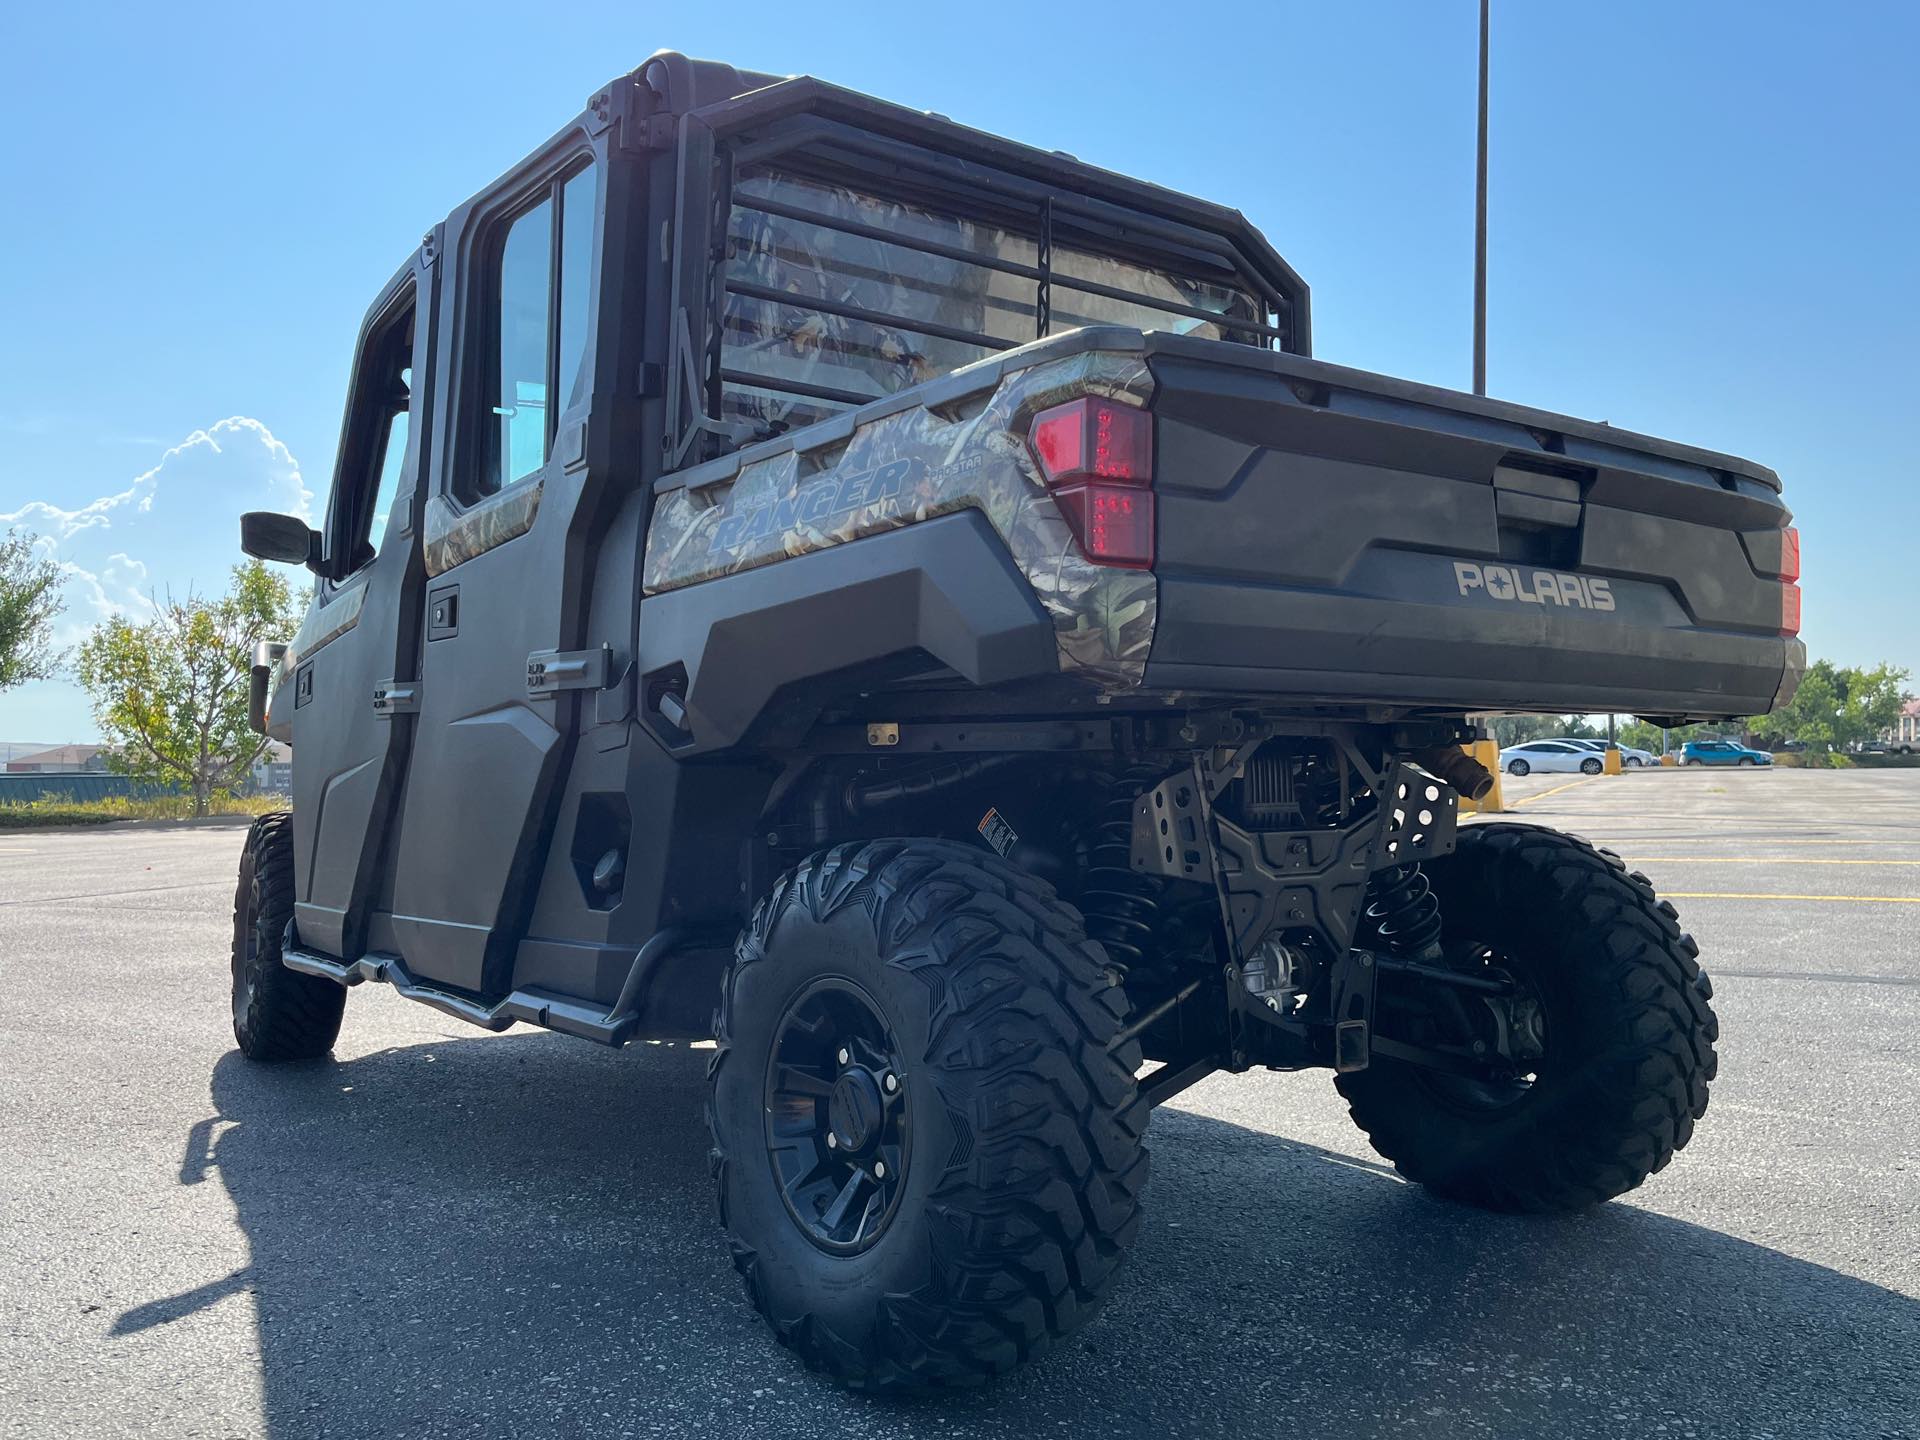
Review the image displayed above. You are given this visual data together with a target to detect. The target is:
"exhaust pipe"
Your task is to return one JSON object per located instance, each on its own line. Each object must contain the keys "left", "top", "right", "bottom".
{"left": 1412, "top": 745, "right": 1495, "bottom": 802}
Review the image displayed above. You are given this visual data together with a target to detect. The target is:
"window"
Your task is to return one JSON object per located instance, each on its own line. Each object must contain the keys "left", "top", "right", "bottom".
{"left": 475, "top": 160, "right": 597, "bottom": 499}
{"left": 333, "top": 304, "right": 415, "bottom": 574}
{"left": 369, "top": 391, "right": 410, "bottom": 548}
{"left": 716, "top": 167, "right": 1268, "bottom": 444}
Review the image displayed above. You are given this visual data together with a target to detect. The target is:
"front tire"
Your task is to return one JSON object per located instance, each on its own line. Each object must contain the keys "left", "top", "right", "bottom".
{"left": 1337, "top": 823, "right": 1717, "bottom": 1213}
{"left": 709, "top": 839, "right": 1147, "bottom": 1390}
{"left": 231, "top": 813, "right": 345, "bottom": 1061}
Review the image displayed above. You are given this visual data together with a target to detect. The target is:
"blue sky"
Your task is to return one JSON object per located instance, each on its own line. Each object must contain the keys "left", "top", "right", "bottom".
{"left": 1, "top": 1, "right": 1914, "bottom": 741}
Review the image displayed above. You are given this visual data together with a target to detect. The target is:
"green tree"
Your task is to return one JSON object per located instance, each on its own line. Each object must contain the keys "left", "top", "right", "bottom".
{"left": 0, "top": 529, "right": 66, "bottom": 692}
{"left": 1618, "top": 719, "right": 1665, "bottom": 754}
{"left": 1748, "top": 659, "right": 1910, "bottom": 754}
{"left": 1619, "top": 718, "right": 1713, "bottom": 755}
{"left": 1486, "top": 714, "right": 1600, "bottom": 747}
{"left": 76, "top": 562, "right": 298, "bottom": 816}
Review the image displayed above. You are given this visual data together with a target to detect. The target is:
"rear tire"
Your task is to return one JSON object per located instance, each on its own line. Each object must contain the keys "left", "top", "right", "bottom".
{"left": 709, "top": 839, "right": 1147, "bottom": 1391}
{"left": 231, "top": 813, "right": 345, "bottom": 1061}
{"left": 1506, "top": 759, "right": 1530, "bottom": 776}
{"left": 1336, "top": 823, "right": 1717, "bottom": 1213}
{"left": 1579, "top": 757, "right": 1603, "bottom": 775}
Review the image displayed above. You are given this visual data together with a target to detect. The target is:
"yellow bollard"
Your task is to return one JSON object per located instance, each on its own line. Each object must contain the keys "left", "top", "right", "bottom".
{"left": 1603, "top": 746, "right": 1623, "bottom": 775}
{"left": 1460, "top": 739, "right": 1506, "bottom": 814}
{"left": 1661, "top": 753, "right": 1678, "bottom": 767}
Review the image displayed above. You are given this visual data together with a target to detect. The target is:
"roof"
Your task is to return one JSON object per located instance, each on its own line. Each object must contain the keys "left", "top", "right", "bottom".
{"left": 6, "top": 743, "right": 103, "bottom": 768}
{"left": 1902, "top": 699, "right": 1920, "bottom": 718}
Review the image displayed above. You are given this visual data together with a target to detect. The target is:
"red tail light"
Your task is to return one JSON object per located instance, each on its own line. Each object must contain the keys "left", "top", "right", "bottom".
{"left": 1028, "top": 397, "right": 1154, "bottom": 569}
{"left": 1780, "top": 526, "right": 1801, "bottom": 636}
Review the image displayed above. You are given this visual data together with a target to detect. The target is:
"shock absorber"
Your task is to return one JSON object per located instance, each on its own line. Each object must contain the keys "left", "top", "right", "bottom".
{"left": 1363, "top": 863, "right": 1443, "bottom": 962}
{"left": 1078, "top": 769, "right": 1165, "bottom": 977}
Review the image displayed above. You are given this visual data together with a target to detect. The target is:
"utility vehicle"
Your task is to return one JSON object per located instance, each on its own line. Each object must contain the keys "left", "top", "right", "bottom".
{"left": 231, "top": 53, "right": 1804, "bottom": 1391}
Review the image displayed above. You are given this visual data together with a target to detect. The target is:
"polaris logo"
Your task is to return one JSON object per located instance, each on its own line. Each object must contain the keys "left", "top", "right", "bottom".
{"left": 1454, "top": 561, "right": 1615, "bottom": 611}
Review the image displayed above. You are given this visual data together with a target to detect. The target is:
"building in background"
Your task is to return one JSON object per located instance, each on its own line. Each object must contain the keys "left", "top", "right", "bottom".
{"left": 1888, "top": 699, "right": 1920, "bottom": 750}
{"left": 4, "top": 744, "right": 107, "bottom": 774}
{"left": 248, "top": 741, "right": 294, "bottom": 796}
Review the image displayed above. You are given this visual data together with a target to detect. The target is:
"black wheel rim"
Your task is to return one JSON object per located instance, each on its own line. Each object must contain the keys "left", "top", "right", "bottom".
{"left": 1411, "top": 942, "right": 1549, "bottom": 1113}
{"left": 763, "top": 977, "right": 910, "bottom": 1254}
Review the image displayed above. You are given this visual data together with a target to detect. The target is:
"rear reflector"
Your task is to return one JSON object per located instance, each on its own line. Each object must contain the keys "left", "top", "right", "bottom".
{"left": 1780, "top": 526, "right": 1800, "bottom": 583}
{"left": 1028, "top": 397, "right": 1155, "bottom": 569}
{"left": 1781, "top": 583, "right": 1801, "bottom": 637}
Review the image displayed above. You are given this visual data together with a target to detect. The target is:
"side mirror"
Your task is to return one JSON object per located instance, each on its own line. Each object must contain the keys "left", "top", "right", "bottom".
{"left": 240, "top": 512, "right": 323, "bottom": 570}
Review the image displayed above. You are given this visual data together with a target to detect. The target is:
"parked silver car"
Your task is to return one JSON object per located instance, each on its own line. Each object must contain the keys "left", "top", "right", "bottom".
{"left": 1567, "top": 738, "right": 1656, "bottom": 767}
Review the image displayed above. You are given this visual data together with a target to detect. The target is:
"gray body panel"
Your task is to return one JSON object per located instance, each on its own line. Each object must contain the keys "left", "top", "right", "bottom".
{"left": 1141, "top": 335, "right": 1800, "bottom": 717}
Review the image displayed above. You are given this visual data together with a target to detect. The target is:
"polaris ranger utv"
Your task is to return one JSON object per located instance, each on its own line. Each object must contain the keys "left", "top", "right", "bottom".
{"left": 231, "top": 53, "right": 1803, "bottom": 1391}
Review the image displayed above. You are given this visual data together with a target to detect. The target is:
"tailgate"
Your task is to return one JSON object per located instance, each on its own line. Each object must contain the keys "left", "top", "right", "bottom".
{"left": 1143, "top": 335, "right": 1803, "bottom": 719}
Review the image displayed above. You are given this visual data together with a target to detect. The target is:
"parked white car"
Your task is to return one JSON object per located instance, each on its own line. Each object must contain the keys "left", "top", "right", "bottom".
{"left": 1567, "top": 738, "right": 1656, "bottom": 767}
{"left": 1499, "top": 740, "right": 1605, "bottom": 776}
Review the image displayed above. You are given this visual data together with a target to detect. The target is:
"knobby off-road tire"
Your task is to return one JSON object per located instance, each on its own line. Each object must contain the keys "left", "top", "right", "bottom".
{"left": 231, "top": 813, "right": 345, "bottom": 1061}
{"left": 1337, "top": 823, "right": 1717, "bottom": 1213}
{"left": 709, "top": 839, "right": 1147, "bottom": 1391}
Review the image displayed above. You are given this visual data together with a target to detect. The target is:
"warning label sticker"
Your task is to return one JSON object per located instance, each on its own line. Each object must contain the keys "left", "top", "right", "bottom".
{"left": 976, "top": 807, "right": 1019, "bottom": 859}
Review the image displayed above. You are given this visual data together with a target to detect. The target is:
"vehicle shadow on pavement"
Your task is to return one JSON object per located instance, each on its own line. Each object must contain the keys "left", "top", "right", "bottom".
{"left": 154, "top": 1034, "right": 1916, "bottom": 1440}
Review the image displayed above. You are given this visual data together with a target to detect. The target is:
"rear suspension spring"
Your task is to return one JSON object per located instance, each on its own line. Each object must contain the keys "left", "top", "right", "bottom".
{"left": 1078, "top": 770, "right": 1165, "bottom": 976}
{"left": 1364, "top": 863, "right": 1443, "bottom": 961}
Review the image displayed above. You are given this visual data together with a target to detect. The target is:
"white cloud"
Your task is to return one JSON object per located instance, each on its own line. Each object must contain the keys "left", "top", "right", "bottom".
{"left": 2, "top": 414, "right": 311, "bottom": 543}
{"left": 3, "top": 415, "right": 312, "bottom": 655}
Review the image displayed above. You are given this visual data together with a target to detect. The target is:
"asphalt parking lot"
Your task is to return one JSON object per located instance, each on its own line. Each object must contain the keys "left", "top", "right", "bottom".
{"left": 2, "top": 769, "right": 1915, "bottom": 1439}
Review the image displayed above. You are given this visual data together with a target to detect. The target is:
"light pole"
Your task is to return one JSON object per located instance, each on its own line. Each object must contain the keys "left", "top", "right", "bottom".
{"left": 1473, "top": 0, "right": 1490, "bottom": 397}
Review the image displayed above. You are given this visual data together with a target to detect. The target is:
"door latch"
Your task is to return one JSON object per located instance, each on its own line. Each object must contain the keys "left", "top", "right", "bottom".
{"left": 372, "top": 680, "right": 420, "bottom": 717}
{"left": 527, "top": 645, "right": 610, "bottom": 697}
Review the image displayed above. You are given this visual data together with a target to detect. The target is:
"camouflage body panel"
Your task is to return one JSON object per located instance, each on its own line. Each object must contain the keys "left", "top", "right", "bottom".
{"left": 644, "top": 347, "right": 1156, "bottom": 686}
{"left": 423, "top": 480, "right": 544, "bottom": 578}
{"left": 280, "top": 582, "right": 364, "bottom": 678}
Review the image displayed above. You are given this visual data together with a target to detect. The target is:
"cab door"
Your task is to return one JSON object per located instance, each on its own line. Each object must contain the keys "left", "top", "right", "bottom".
{"left": 290, "top": 256, "right": 435, "bottom": 958}
{"left": 386, "top": 152, "right": 606, "bottom": 997}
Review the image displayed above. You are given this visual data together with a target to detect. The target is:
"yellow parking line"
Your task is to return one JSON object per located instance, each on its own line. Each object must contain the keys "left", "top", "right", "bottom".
{"left": 1505, "top": 777, "right": 1598, "bottom": 807}
{"left": 1664, "top": 892, "right": 1920, "bottom": 905}
{"left": 1632, "top": 857, "right": 1920, "bottom": 865}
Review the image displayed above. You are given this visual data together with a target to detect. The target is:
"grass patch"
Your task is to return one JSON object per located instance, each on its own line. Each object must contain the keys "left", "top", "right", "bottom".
{"left": 0, "top": 793, "right": 288, "bottom": 829}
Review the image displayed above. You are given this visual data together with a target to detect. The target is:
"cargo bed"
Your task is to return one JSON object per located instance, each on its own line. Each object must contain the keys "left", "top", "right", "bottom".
{"left": 646, "top": 327, "right": 1801, "bottom": 724}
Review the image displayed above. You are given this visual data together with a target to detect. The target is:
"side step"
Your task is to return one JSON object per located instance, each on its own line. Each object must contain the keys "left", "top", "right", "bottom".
{"left": 282, "top": 943, "right": 654, "bottom": 1046}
